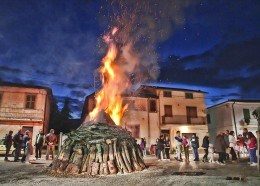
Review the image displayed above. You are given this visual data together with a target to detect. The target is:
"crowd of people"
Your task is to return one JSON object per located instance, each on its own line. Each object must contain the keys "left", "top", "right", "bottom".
{"left": 148, "top": 128, "right": 258, "bottom": 166}
{"left": 3, "top": 129, "right": 57, "bottom": 163}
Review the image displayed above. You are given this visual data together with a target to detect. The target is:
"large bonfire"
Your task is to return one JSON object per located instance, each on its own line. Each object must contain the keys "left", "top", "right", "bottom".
{"left": 50, "top": 28, "right": 146, "bottom": 175}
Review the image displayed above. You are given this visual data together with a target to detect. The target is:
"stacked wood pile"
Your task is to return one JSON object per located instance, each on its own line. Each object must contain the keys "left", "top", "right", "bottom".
{"left": 51, "top": 123, "right": 146, "bottom": 175}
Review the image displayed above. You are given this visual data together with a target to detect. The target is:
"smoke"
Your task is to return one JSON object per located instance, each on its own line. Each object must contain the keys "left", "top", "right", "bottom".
{"left": 103, "top": 0, "right": 197, "bottom": 84}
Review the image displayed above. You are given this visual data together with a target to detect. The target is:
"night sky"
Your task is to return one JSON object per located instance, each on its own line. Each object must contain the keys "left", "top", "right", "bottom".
{"left": 0, "top": 0, "right": 259, "bottom": 117}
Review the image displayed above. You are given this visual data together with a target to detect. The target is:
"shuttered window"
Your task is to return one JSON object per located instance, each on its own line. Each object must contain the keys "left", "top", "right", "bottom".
{"left": 149, "top": 100, "right": 157, "bottom": 112}
{"left": 185, "top": 93, "right": 193, "bottom": 99}
{"left": 243, "top": 109, "right": 250, "bottom": 119}
{"left": 164, "top": 105, "right": 173, "bottom": 117}
{"left": 25, "top": 94, "right": 36, "bottom": 109}
{"left": 163, "top": 91, "right": 172, "bottom": 97}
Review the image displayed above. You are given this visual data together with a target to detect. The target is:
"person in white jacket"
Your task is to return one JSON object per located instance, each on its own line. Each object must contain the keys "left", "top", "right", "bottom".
{"left": 228, "top": 131, "right": 237, "bottom": 161}
{"left": 174, "top": 131, "right": 183, "bottom": 161}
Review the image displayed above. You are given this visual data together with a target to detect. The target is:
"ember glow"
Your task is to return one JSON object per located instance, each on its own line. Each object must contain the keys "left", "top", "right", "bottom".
{"left": 88, "top": 27, "right": 134, "bottom": 125}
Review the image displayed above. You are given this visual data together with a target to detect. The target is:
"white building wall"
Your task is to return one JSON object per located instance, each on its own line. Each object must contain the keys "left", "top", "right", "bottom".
{"left": 207, "top": 101, "right": 260, "bottom": 143}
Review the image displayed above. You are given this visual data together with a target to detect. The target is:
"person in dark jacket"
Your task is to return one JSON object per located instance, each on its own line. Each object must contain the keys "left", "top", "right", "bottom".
{"left": 202, "top": 133, "right": 209, "bottom": 162}
{"left": 214, "top": 133, "right": 227, "bottom": 164}
{"left": 156, "top": 135, "right": 165, "bottom": 160}
{"left": 224, "top": 130, "right": 230, "bottom": 161}
{"left": 13, "top": 129, "right": 23, "bottom": 162}
{"left": 21, "top": 130, "right": 31, "bottom": 163}
{"left": 4, "top": 130, "right": 13, "bottom": 161}
{"left": 35, "top": 129, "right": 44, "bottom": 159}
{"left": 190, "top": 133, "right": 199, "bottom": 161}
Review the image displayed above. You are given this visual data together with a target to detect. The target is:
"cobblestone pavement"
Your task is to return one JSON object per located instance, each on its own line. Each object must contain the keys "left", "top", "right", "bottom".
{"left": 0, "top": 155, "right": 260, "bottom": 185}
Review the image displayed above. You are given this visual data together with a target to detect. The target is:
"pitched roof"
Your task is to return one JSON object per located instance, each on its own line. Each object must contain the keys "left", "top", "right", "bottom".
{"left": 139, "top": 85, "right": 207, "bottom": 94}
{"left": 207, "top": 99, "right": 260, "bottom": 109}
{"left": 0, "top": 81, "right": 53, "bottom": 95}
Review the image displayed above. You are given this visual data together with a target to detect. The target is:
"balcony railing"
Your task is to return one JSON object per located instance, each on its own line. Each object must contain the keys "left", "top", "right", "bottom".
{"left": 0, "top": 107, "right": 44, "bottom": 121}
{"left": 162, "top": 115, "right": 206, "bottom": 125}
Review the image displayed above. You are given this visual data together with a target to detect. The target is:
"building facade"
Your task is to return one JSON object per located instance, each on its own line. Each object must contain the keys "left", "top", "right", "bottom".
{"left": 0, "top": 82, "right": 52, "bottom": 145}
{"left": 207, "top": 99, "right": 260, "bottom": 143}
{"left": 82, "top": 85, "right": 208, "bottom": 148}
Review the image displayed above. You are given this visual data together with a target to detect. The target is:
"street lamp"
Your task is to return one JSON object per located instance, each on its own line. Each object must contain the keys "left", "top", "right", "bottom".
{"left": 252, "top": 107, "right": 260, "bottom": 171}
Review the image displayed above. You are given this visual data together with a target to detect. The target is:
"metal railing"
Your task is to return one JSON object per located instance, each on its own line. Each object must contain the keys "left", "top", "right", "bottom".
{"left": 162, "top": 115, "right": 206, "bottom": 125}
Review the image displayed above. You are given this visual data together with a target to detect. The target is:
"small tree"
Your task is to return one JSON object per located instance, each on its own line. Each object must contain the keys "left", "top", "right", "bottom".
{"left": 59, "top": 98, "right": 73, "bottom": 133}
{"left": 49, "top": 97, "right": 61, "bottom": 133}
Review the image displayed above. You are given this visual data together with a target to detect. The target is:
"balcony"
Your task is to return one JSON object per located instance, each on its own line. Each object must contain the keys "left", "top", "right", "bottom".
{"left": 162, "top": 115, "right": 206, "bottom": 125}
{"left": 0, "top": 107, "right": 44, "bottom": 121}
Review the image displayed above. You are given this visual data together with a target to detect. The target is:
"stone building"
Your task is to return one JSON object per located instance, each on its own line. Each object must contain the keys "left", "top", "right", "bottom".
{"left": 207, "top": 99, "right": 260, "bottom": 142}
{"left": 81, "top": 85, "right": 208, "bottom": 148}
{"left": 0, "top": 82, "right": 53, "bottom": 145}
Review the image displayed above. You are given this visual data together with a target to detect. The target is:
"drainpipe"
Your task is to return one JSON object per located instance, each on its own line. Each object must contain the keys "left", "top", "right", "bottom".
{"left": 147, "top": 98, "right": 150, "bottom": 146}
{"left": 231, "top": 101, "right": 238, "bottom": 137}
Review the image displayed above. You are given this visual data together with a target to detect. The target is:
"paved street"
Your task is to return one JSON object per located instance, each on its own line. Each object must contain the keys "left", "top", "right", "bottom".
{"left": 0, "top": 155, "right": 260, "bottom": 185}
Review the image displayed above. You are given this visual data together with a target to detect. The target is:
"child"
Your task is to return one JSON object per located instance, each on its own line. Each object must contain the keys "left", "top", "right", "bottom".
{"left": 208, "top": 143, "right": 215, "bottom": 163}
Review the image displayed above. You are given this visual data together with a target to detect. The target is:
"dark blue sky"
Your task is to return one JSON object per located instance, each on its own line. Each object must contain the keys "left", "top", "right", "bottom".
{"left": 0, "top": 0, "right": 259, "bottom": 117}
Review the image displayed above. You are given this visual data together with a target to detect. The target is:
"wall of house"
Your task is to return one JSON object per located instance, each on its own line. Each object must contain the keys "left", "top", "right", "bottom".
{"left": 207, "top": 101, "right": 260, "bottom": 143}
{"left": 0, "top": 123, "right": 42, "bottom": 145}
{"left": 232, "top": 102, "right": 260, "bottom": 135}
{"left": 0, "top": 86, "right": 50, "bottom": 145}
{"left": 0, "top": 86, "right": 48, "bottom": 121}
{"left": 207, "top": 104, "right": 233, "bottom": 143}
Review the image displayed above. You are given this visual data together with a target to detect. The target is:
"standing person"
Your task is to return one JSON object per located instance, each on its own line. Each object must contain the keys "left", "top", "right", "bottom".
{"left": 156, "top": 135, "right": 165, "bottom": 160}
{"left": 21, "top": 130, "right": 31, "bottom": 163}
{"left": 191, "top": 133, "right": 199, "bottom": 161}
{"left": 208, "top": 143, "right": 215, "bottom": 163}
{"left": 202, "top": 133, "right": 209, "bottom": 162}
{"left": 35, "top": 129, "right": 44, "bottom": 159}
{"left": 228, "top": 131, "right": 237, "bottom": 161}
{"left": 214, "top": 133, "right": 226, "bottom": 165}
{"left": 182, "top": 135, "right": 190, "bottom": 162}
{"left": 13, "top": 129, "right": 23, "bottom": 162}
{"left": 246, "top": 132, "right": 257, "bottom": 166}
{"left": 140, "top": 138, "right": 146, "bottom": 156}
{"left": 164, "top": 135, "right": 171, "bottom": 160}
{"left": 174, "top": 131, "right": 183, "bottom": 161}
{"left": 224, "top": 130, "right": 230, "bottom": 161}
{"left": 236, "top": 134, "right": 244, "bottom": 159}
{"left": 4, "top": 130, "right": 13, "bottom": 161}
{"left": 45, "top": 129, "right": 57, "bottom": 160}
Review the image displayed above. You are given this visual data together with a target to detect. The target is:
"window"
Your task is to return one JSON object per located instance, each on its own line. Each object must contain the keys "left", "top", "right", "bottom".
{"left": 163, "top": 91, "right": 172, "bottom": 97}
{"left": 126, "top": 124, "right": 140, "bottom": 138}
{"left": 164, "top": 105, "right": 172, "bottom": 117}
{"left": 25, "top": 94, "right": 36, "bottom": 109}
{"left": 185, "top": 93, "right": 193, "bottom": 99}
{"left": 186, "top": 106, "right": 197, "bottom": 124}
{"left": 207, "top": 114, "right": 211, "bottom": 124}
{"left": 243, "top": 109, "right": 250, "bottom": 119}
{"left": 0, "top": 92, "right": 3, "bottom": 106}
{"left": 149, "top": 100, "right": 157, "bottom": 112}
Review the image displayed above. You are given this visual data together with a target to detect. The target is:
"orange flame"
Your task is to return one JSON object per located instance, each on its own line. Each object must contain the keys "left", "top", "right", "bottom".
{"left": 89, "top": 27, "right": 130, "bottom": 125}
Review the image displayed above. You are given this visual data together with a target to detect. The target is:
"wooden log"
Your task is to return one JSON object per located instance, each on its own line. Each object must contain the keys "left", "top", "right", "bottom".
{"left": 107, "top": 160, "right": 117, "bottom": 174}
{"left": 91, "top": 162, "right": 100, "bottom": 175}
{"left": 120, "top": 141, "right": 133, "bottom": 172}
{"left": 114, "top": 140, "right": 128, "bottom": 173}
{"left": 86, "top": 145, "right": 96, "bottom": 175}
{"left": 122, "top": 141, "right": 132, "bottom": 165}
{"left": 95, "top": 143, "right": 103, "bottom": 163}
{"left": 102, "top": 143, "right": 109, "bottom": 175}
{"left": 65, "top": 163, "right": 79, "bottom": 174}
{"left": 80, "top": 145, "right": 90, "bottom": 173}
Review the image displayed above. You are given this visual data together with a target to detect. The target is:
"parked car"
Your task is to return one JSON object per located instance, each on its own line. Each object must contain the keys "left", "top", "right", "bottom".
{"left": 0, "top": 139, "right": 23, "bottom": 157}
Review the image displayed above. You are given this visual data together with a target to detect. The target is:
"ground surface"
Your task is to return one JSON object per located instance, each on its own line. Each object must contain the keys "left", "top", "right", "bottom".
{"left": 0, "top": 155, "right": 260, "bottom": 186}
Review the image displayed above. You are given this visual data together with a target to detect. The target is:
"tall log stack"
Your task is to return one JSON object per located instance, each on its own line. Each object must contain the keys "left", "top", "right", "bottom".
{"left": 51, "top": 122, "right": 146, "bottom": 175}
